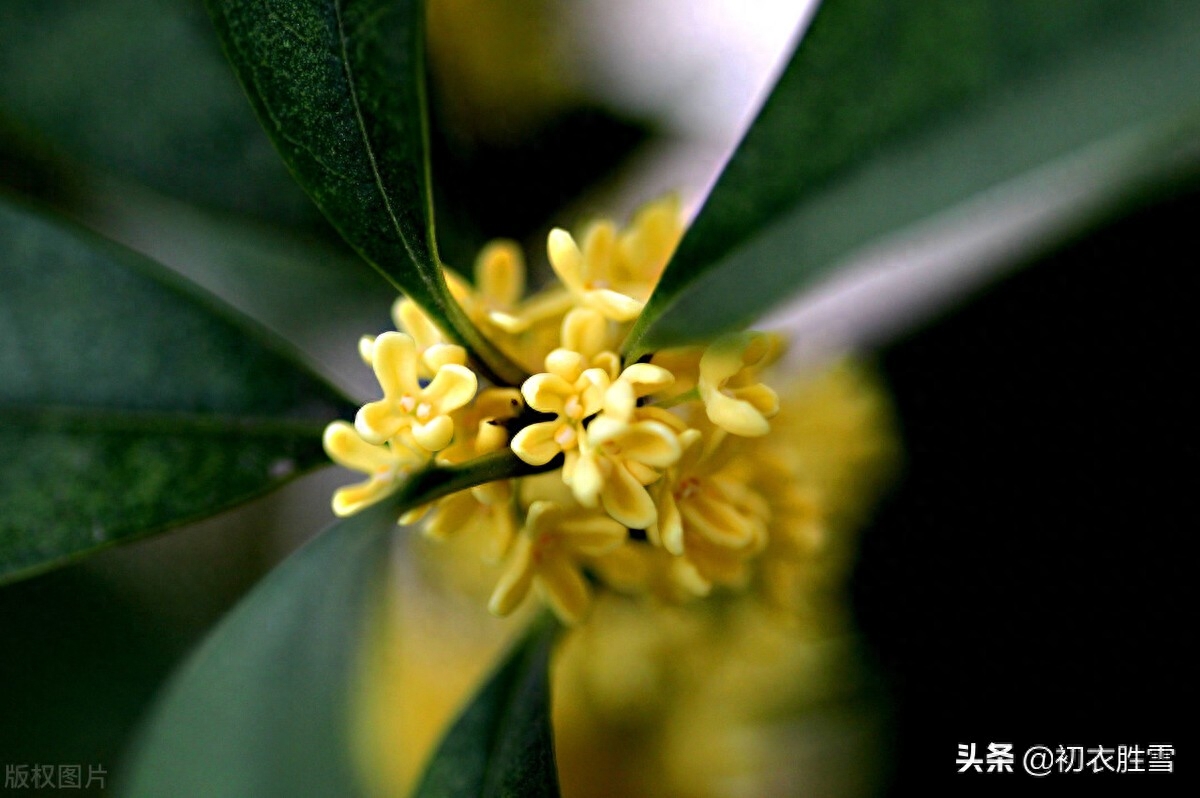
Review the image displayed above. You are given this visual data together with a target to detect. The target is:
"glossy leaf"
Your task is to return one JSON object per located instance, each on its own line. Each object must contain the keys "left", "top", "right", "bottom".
{"left": 0, "top": 198, "right": 348, "bottom": 584}
{"left": 206, "top": 0, "right": 524, "bottom": 384}
{"left": 413, "top": 614, "right": 561, "bottom": 798}
{"left": 624, "top": 0, "right": 1200, "bottom": 357}
{"left": 120, "top": 500, "right": 399, "bottom": 797}
{"left": 0, "top": 0, "right": 316, "bottom": 227}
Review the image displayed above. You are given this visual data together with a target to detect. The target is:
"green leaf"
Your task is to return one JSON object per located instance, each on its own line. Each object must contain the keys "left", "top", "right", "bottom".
{"left": 624, "top": 0, "right": 1200, "bottom": 357}
{"left": 0, "top": 0, "right": 316, "bottom": 228}
{"left": 205, "top": 0, "right": 524, "bottom": 385}
{"left": 120, "top": 500, "right": 399, "bottom": 798}
{"left": 413, "top": 614, "right": 561, "bottom": 798}
{"left": 0, "top": 198, "right": 348, "bottom": 584}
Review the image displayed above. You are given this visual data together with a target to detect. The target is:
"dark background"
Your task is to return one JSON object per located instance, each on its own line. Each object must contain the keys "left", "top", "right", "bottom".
{"left": 855, "top": 182, "right": 1194, "bottom": 795}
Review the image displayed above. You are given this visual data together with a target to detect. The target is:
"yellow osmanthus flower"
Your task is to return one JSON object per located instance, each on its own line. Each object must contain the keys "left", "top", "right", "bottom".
{"left": 698, "top": 330, "right": 781, "bottom": 437}
{"left": 471, "top": 240, "right": 571, "bottom": 337}
{"left": 547, "top": 225, "right": 644, "bottom": 322}
{"left": 571, "top": 365, "right": 682, "bottom": 529}
{"left": 510, "top": 349, "right": 610, "bottom": 467}
{"left": 322, "top": 194, "right": 894, "bottom": 631}
{"left": 488, "top": 500, "right": 627, "bottom": 625}
{"left": 355, "top": 331, "right": 478, "bottom": 452}
{"left": 648, "top": 424, "right": 770, "bottom": 594}
{"left": 322, "top": 422, "right": 428, "bottom": 517}
{"left": 422, "top": 387, "right": 524, "bottom": 560}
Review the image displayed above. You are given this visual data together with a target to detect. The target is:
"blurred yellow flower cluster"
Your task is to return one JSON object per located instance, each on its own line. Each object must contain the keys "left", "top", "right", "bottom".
{"left": 324, "top": 195, "right": 893, "bottom": 630}
{"left": 352, "top": 359, "right": 895, "bottom": 797}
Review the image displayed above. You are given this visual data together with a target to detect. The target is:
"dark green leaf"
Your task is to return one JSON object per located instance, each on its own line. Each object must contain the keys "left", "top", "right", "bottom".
{"left": 120, "top": 501, "right": 399, "bottom": 798}
{"left": 0, "top": 198, "right": 348, "bottom": 583}
{"left": 206, "top": 0, "right": 524, "bottom": 385}
{"left": 624, "top": 0, "right": 1200, "bottom": 357}
{"left": 414, "top": 614, "right": 561, "bottom": 798}
{"left": 0, "top": 0, "right": 316, "bottom": 228}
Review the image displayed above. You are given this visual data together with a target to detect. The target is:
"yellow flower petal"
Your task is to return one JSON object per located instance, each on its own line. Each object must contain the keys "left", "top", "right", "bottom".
{"left": 613, "top": 421, "right": 683, "bottom": 469}
{"left": 580, "top": 220, "right": 617, "bottom": 282}
{"left": 423, "top": 364, "right": 478, "bottom": 413}
{"left": 521, "top": 372, "right": 574, "bottom": 414}
{"left": 703, "top": 392, "right": 771, "bottom": 437}
{"left": 537, "top": 556, "right": 592, "bottom": 625}
{"left": 569, "top": 445, "right": 605, "bottom": 508}
{"left": 422, "top": 343, "right": 467, "bottom": 372}
{"left": 475, "top": 239, "right": 525, "bottom": 308}
{"left": 656, "top": 488, "right": 684, "bottom": 555}
{"left": 323, "top": 421, "right": 396, "bottom": 473}
{"left": 373, "top": 331, "right": 421, "bottom": 397}
{"left": 488, "top": 534, "right": 535, "bottom": 617}
{"left": 601, "top": 462, "right": 657, "bottom": 529}
{"left": 332, "top": 480, "right": 396, "bottom": 517}
{"left": 544, "top": 348, "right": 585, "bottom": 381}
{"left": 587, "top": 288, "right": 644, "bottom": 321}
{"left": 392, "top": 299, "right": 442, "bottom": 353}
{"left": 561, "top": 307, "right": 609, "bottom": 358}
{"left": 424, "top": 491, "right": 478, "bottom": 540}
{"left": 729, "top": 383, "right": 779, "bottom": 418}
{"left": 511, "top": 420, "right": 565, "bottom": 465}
{"left": 619, "top": 363, "right": 674, "bottom": 393}
{"left": 483, "top": 506, "right": 519, "bottom": 563}
{"left": 559, "top": 514, "right": 627, "bottom": 555}
{"left": 547, "top": 228, "right": 586, "bottom": 293}
{"left": 355, "top": 400, "right": 405, "bottom": 444}
{"left": 358, "top": 335, "right": 376, "bottom": 365}
{"left": 413, "top": 414, "right": 455, "bottom": 452}
{"left": 681, "top": 491, "right": 761, "bottom": 550}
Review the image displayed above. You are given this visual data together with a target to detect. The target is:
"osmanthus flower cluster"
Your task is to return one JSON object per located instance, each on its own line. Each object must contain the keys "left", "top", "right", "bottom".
{"left": 324, "top": 196, "right": 892, "bottom": 625}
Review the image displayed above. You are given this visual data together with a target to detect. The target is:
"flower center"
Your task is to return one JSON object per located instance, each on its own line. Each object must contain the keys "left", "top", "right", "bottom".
{"left": 554, "top": 425, "right": 577, "bottom": 449}
{"left": 676, "top": 477, "right": 702, "bottom": 501}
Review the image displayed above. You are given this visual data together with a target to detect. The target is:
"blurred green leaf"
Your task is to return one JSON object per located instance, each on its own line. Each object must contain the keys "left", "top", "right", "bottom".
{"left": 206, "top": 0, "right": 524, "bottom": 384}
{"left": 120, "top": 501, "right": 399, "bottom": 798}
{"left": 0, "top": 198, "right": 348, "bottom": 584}
{"left": 413, "top": 615, "right": 560, "bottom": 798}
{"left": 624, "top": 0, "right": 1200, "bottom": 357}
{"left": 79, "top": 174, "right": 394, "bottom": 398}
{"left": 0, "top": 0, "right": 316, "bottom": 227}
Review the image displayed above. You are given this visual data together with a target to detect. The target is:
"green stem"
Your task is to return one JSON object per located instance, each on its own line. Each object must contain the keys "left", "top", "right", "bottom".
{"left": 438, "top": 288, "right": 529, "bottom": 388}
{"left": 391, "top": 449, "right": 561, "bottom": 519}
{"left": 651, "top": 387, "right": 700, "bottom": 409}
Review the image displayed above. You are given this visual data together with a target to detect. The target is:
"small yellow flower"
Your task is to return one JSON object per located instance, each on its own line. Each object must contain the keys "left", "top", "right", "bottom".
{"left": 570, "top": 364, "right": 682, "bottom": 529}
{"left": 614, "top": 193, "right": 684, "bottom": 289}
{"left": 544, "top": 194, "right": 685, "bottom": 325}
{"left": 558, "top": 307, "right": 621, "bottom": 377}
{"left": 547, "top": 225, "right": 647, "bottom": 322}
{"left": 697, "top": 331, "right": 782, "bottom": 437}
{"left": 648, "top": 428, "right": 770, "bottom": 594}
{"left": 510, "top": 349, "right": 610, "bottom": 467}
{"left": 488, "top": 501, "right": 628, "bottom": 625}
{"left": 322, "top": 422, "right": 428, "bottom": 517}
{"left": 359, "top": 297, "right": 467, "bottom": 376}
{"left": 327, "top": 194, "right": 896, "bottom": 637}
{"left": 472, "top": 239, "right": 573, "bottom": 335}
{"left": 423, "top": 489, "right": 519, "bottom": 563}
{"left": 356, "top": 331, "right": 478, "bottom": 452}
{"left": 436, "top": 387, "right": 523, "bottom": 468}
{"left": 423, "top": 387, "right": 524, "bottom": 559}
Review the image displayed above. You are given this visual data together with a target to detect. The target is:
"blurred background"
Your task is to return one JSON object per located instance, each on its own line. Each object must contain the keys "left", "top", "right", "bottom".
{"left": 1, "top": 1, "right": 1190, "bottom": 796}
